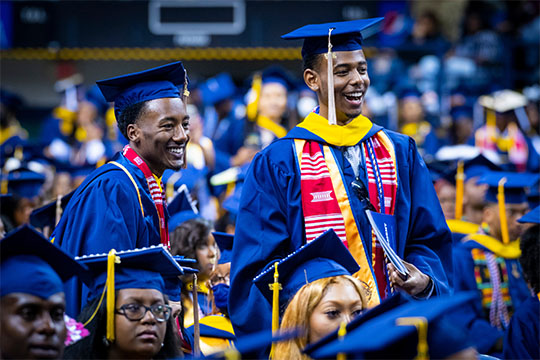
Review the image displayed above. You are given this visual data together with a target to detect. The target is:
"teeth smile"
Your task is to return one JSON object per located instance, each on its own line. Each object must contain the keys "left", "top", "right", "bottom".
{"left": 345, "top": 92, "right": 363, "bottom": 100}
{"left": 168, "top": 147, "right": 183, "bottom": 154}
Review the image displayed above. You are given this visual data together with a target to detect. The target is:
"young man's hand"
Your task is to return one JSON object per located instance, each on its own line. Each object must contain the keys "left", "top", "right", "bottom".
{"left": 387, "top": 261, "right": 431, "bottom": 297}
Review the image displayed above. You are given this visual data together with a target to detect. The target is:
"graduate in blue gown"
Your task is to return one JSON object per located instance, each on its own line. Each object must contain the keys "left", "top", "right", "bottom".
{"left": 503, "top": 208, "right": 540, "bottom": 359}
{"left": 452, "top": 172, "right": 535, "bottom": 355}
{"left": 0, "top": 225, "right": 91, "bottom": 359}
{"left": 52, "top": 61, "right": 191, "bottom": 316}
{"left": 229, "top": 18, "right": 452, "bottom": 343}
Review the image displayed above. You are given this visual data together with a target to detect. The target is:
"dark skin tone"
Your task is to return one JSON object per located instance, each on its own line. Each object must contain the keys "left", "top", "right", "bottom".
{"left": 0, "top": 292, "right": 67, "bottom": 360}
{"left": 304, "top": 50, "right": 370, "bottom": 125}
{"left": 126, "top": 97, "right": 190, "bottom": 178}
{"left": 305, "top": 49, "right": 430, "bottom": 296}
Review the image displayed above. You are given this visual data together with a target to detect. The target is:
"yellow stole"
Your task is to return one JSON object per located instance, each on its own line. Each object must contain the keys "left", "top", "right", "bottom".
{"left": 297, "top": 112, "right": 373, "bottom": 146}
{"left": 465, "top": 233, "right": 521, "bottom": 259}
{"left": 256, "top": 115, "right": 287, "bottom": 139}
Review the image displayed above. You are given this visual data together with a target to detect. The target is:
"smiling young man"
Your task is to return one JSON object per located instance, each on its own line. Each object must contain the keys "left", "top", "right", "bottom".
{"left": 51, "top": 62, "right": 190, "bottom": 316}
{"left": 229, "top": 19, "right": 452, "bottom": 343}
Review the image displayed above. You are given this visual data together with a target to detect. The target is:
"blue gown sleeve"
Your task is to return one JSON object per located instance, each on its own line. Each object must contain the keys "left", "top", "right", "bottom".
{"left": 228, "top": 150, "right": 293, "bottom": 344}
{"left": 452, "top": 245, "right": 503, "bottom": 354}
{"left": 55, "top": 175, "right": 148, "bottom": 255}
{"left": 54, "top": 173, "right": 149, "bottom": 316}
{"left": 403, "top": 137, "right": 452, "bottom": 295}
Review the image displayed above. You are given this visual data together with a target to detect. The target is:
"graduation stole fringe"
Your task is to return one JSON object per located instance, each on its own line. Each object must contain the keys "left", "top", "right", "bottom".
{"left": 295, "top": 133, "right": 396, "bottom": 307}
{"left": 123, "top": 145, "right": 170, "bottom": 248}
{"left": 470, "top": 248, "right": 511, "bottom": 329}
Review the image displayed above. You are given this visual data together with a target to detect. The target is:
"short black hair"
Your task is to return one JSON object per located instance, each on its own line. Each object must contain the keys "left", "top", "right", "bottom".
{"left": 116, "top": 101, "right": 148, "bottom": 139}
{"left": 302, "top": 53, "right": 322, "bottom": 73}
{"left": 520, "top": 224, "right": 540, "bottom": 293}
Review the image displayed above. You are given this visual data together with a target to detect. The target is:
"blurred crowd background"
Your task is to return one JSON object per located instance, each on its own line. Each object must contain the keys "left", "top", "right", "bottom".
{"left": 1, "top": 0, "right": 539, "bottom": 235}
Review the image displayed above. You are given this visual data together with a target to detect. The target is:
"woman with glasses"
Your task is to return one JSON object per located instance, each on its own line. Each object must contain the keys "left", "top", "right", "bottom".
{"left": 64, "top": 247, "right": 183, "bottom": 359}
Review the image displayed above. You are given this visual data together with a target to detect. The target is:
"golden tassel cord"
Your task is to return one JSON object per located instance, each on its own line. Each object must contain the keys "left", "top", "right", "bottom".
{"left": 455, "top": 160, "right": 465, "bottom": 220}
{"left": 497, "top": 178, "right": 510, "bottom": 244}
{"left": 269, "top": 261, "right": 282, "bottom": 359}
{"left": 336, "top": 321, "right": 348, "bottom": 360}
{"left": 106, "top": 249, "right": 120, "bottom": 342}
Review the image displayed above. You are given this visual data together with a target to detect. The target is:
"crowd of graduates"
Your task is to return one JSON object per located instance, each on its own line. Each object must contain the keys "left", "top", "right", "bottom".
{"left": 1, "top": 3, "right": 540, "bottom": 360}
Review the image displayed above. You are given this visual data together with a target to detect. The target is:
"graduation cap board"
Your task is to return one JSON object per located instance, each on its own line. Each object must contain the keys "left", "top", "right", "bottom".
{"left": 167, "top": 184, "right": 200, "bottom": 231}
{"left": 213, "top": 231, "right": 233, "bottom": 264}
{"left": 0, "top": 225, "right": 91, "bottom": 299}
{"left": 204, "top": 328, "right": 302, "bottom": 360}
{"left": 3, "top": 167, "right": 46, "bottom": 199}
{"left": 96, "top": 61, "right": 189, "bottom": 120}
{"left": 477, "top": 171, "right": 539, "bottom": 244}
{"left": 281, "top": 17, "right": 383, "bottom": 125}
{"left": 303, "top": 292, "right": 411, "bottom": 357}
{"left": 30, "top": 190, "right": 75, "bottom": 234}
{"left": 478, "top": 171, "right": 540, "bottom": 205}
{"left": 200, "top": 73, "right": 236, "bottom": 107}
{"left": 76, "top": 245, "right": 185, "bottom": 342}
{"left": 518, "top": 205, "right": 540, "bottom": 224}
{"left": 253, "top": 229, "right": 359, "bottom": 305}
{"left": 306, "top": 292, "right": 477, "bottom": 359}
{"left": 478, "top": 89, "right": 528, "bottom": 114}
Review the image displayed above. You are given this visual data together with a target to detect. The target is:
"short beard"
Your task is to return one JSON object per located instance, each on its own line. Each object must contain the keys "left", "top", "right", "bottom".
{"left": 344, "top": 109, "right": 362, "bottom": 120}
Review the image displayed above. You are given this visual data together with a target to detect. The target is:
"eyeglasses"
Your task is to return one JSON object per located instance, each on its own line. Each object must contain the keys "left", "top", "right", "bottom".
{"left": 116, "top": 303, "right": 172, "bottom": 322}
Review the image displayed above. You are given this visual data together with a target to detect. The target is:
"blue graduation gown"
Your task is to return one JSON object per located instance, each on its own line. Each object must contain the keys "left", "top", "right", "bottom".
{"left": 52, "top": 152, "right": 165, "bottom": 316}
{"left": 452, "top": 240, "right": 531, "bottom": 354}
{"left": 229, "top": 120, "right": 452, "bottom": 341}
{"left": 503, "top": 295, "right": 539, "bottom": 359}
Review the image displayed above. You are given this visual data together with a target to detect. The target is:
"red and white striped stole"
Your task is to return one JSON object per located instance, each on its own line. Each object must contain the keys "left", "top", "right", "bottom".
{"left": 299, "top": 141, "right": 348, "bottom": 247}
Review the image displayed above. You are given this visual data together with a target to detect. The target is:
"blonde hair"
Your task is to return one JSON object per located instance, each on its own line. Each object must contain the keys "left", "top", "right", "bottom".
{"left": 274, "top": 275, "right": 368, "bottom": 360}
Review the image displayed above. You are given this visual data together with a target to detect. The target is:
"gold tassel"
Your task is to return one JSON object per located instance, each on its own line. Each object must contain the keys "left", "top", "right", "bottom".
{"left": 246, "top": 74, "right": 262, "bottom": 122}
{"left": 106, "top": 249, "right": 120, "bottom": 342}
{"left": 396, "top": 317, "right": 429, "bottom": 360}
{"left": 497, "top": 177, "right": 510, "bottom": 244}
{"left": 327, "top": 28, "right": 337, "bottom": 126}
{"left": 269, "top": 261, "right": 282, "bottom": 359}
{"left": 336, "top": 321, "right": 347, "bottom": 360}
{"left": 455, "top": 160, "right": 464, "bottom": 220}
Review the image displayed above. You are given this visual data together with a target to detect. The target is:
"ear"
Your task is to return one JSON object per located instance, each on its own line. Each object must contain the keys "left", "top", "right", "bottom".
{"left": 126, "top": 123, "right": 141, "bottom": 143}
{"left": 483, "top": 204, "right": 497, "bottom": 225}
{"left": 304, "top": 69, "right": 320, "bottom": 93}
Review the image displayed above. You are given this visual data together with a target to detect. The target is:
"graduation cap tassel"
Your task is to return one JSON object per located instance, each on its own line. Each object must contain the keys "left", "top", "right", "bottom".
{"left": 327, "top": 28, "right": 337, "bottom": 126}
{"left": 269, "top": 261, "right": 282, "bottom": 359}
{"left": 246, "top": 73, "right": 262, "bottom": 122}
{"left": 454, "top": 160, "right": 465, "bottom": 220}
{"left": 396, "top": 317, "right": 429, "bottom": 360}
{"left": 106, "top": 249, "right": 120, "bottom": 342}
{"left": 336, "top": 321, "right": 347, "bottom": 360}
{"left": 497, "top": 177, "right": 510, "bottom": 245}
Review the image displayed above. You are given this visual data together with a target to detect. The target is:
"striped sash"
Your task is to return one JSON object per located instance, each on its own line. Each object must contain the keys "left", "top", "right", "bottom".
{"left": 295, "top": 135, "right": 395, "bottom": 307}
